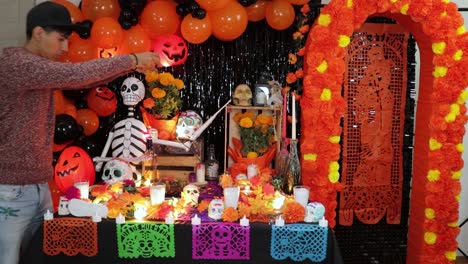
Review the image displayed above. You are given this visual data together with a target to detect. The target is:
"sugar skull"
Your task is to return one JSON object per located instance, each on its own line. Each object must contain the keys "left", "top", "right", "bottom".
{"left": 58, "top": 196, "right": 70, "bottom": 215}
{"left": 176, "top": 110, "right": 203, "bottom": 140}
{"left": 102, "top": 159, "right": 133, "bottom": 185}
{"left": 181, "top": 184, "right": 200, "bottom": 206}
{"left": 233, "top": 84, "right": 252, "bottom": 106}
{"left": 304, "top": 202, "right": 326, "bottom": 223}
{"left": 208, "top": 198, "right": 225, "bottom": 220}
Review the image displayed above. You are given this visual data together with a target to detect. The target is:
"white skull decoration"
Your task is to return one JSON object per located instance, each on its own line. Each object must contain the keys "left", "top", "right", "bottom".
{"left": 233, "top": 84, "right": 252, "bottom": 106}
{"left": 176, "top": 110, "right": 203, "bottom": 140}
{"left": 58, "top": 196, "right": 70, "bottom": 215}
{"left": 181, "top": 184, "right": 200, "bottom": 206}
{"left": 304, "top": 202, "right": 326, "bottom": 223}
{"left": 102, "top": 159, "right": 133, "bottom": 185}
{"left": 120, "top": 76, "right": 145, "bottom": 106}
{"left": 208, "top": 198, "right": 225, "bottom": 220}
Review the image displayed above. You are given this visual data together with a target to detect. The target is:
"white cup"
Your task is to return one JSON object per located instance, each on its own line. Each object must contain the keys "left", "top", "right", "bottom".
{"left": 293, "top": 185, "right": 310, "bottom": 208}
{"left": 74, "top": 181, "right": 89, "bottom": 199}
{"left": 150, "top": 184, "right": 166, "bottom": 205}
{"left": 223, "top": 186, "right": 240, "bottom": 209}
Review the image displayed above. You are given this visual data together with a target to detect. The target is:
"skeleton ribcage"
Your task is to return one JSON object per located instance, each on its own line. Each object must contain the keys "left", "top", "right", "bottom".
{"left": 111, "top": 118, "right": 147, "bottom": 158}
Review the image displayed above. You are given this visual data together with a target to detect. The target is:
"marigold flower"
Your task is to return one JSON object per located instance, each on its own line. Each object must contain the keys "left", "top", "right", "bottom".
{"left": 151, "top": 87, "right": 166, "bottom": 99}
{"left": 286, "top": 72, "right": 297, "bottom": 84}
{"left": 288, "top": 53, "right": 297, "bottom": 64}
{"left": 222, "top": 207, "right": 240, "bottom": 222}
{"left": 239, "top": 117, "right": 254, "bottom": 128}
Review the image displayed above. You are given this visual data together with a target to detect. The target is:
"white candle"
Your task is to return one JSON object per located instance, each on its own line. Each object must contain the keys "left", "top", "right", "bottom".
{"left": 165, "top": 213, "right": 175, "bottom": 224}
{"left": 293, "top": 185, "right": 310, "bottom": 208}
{"left": 275, "top": 215, "right": 285, "bottom": 226}
{"left": 223, "top": 186, "right": 240, "bottom": 209}
{"left": 116, "top": 213, "right": 126, "bottom": 224}
{"left": 191, "top": 214, "right": 201, "bottom": 225}
{"left": 74, "top": 181, "right": 89, "bottom": 199}
{"left": 43, "top": 209, "right": 54, "bottom": 221}
{"left": 319, "top": 217, "right": 328, "bottom": 228}
{"left": 150, "top": 184, "right": 166, "bottom": 205}
{"left": 196, "top": 163, "right": 205, "bottom": 183}
{"left": 247, "top": 164, "right": 257, "bottom": 179}
{"left": 92, "top": 212, "right": 102, "bottom": 223}
{"left": 240, "top": 215, "right": 249, "bottom": 226}
{"left": 292, "top": 94, "right": 296, "bottom": 140}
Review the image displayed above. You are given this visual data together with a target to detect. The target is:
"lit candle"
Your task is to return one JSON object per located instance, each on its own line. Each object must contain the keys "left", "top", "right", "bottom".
{"left": 291, "top": 94, "right": 296, "bottom": 140}
{"left": 275, "top": 215, "right": 285, "bottom": 226}
{"left": 116, "top": 213, "right": 126, "bottom": 224}
{"left": 240, "top": 215, "right": 249, "bottom": 226}
{"left": 191, "top": 214, "right": 201, "bottom": 225}
{"left": 247, "top": 164, "right": 257, "bottom": 179}
{"left": 150, "top": 184, "right": 166, "bottom": 205}
{"left": 92, "top": 212, "right": 102, "bottom": 223}
{"left": 165, "top": 213, "right": 175, "bottom": 224}
{"left": 319, "top": 217, "right": 328, "bottom": 228}
{"left": 43, "top": 209, "right": 54, "bottom": 221}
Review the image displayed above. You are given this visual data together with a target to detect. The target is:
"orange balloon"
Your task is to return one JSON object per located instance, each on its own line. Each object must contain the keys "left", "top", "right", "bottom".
{"left": 285, "top": 0, "right": 309, "bottom": 5}
{"left": 140, "top": 1, "right": 180, "bottom": 39}
{"left": 63, "top": 103, "right": 77, "bottom": 119}
{"left": 54, "top": 90, "right": 66, "bottom": 114}
{"left": 53, "top": 0, "right": 84, "bottom": 23}
{"left": 195, "top": 0, "right": 230, "bottom": 11}
{"left": 246, "top": 0, "right": 267, "bottom": 22}
{"left": 120, "top": 24, "right": 152, "bottom": 54}
{"left": 181, "top": 14, "right": 212, "bottom": 44}
{"left": 91, "top": 17, "right": 123, "bottom": 49}
{"left": 210, "top": 1, "right": 248, "bottom": 41}
{"left": 76, "top": 109, "right": 99, "bottom": 136}
{"left": 81, "top": 0, "right": 120, "bottom": 21}
{"left": 265, "top": 0, "right": 295, "bottom": 30}
{"left": 68, "top": 38, "right": 98, "bottom": 62}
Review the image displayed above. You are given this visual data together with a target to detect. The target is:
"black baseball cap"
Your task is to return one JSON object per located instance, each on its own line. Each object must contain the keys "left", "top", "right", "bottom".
{"left": 27, "top": 1, "right": 84, "bottom": 32}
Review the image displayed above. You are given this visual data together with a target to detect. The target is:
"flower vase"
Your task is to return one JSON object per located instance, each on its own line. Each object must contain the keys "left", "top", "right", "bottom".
{"left": 140, "top": 107, "right": 179, "bottom": 140}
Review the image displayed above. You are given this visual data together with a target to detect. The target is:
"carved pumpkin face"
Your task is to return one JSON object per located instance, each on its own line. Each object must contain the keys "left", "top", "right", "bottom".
{"left": 86, "top": 86, "right": 117, "bottom": 117}
{"left": 152, "top": 34, "right": 188, "bottom": 66}
{"left": 54, "top": 146, "right": 96, "bottom": 193}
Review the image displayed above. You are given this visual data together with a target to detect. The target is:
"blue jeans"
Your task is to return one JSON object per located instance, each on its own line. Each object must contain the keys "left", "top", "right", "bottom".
{"left": 0, "top": 183, "right": 53, "bottom": 264}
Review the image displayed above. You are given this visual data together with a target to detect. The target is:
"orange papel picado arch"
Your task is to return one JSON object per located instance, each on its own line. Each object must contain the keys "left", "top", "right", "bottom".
{"left": 300, "top": 0, "right": 468, "bottom": 263}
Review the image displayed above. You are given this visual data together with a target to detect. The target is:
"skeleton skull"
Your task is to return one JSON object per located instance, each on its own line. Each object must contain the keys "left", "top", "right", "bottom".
{"left": 58, "top": 196, "right": 70, "bottom": 215}
{"left": 182, "top": 184, "right": 200, "bottom": 206}
{"left": 233, "top": 84, "right": 252, "bottom": 106}
{"left": 102, "top": 159, "right": 133, "bottom": 185}
{"left": 176, "top": 110, "right": 203, "bottom": 140}
{"left": 304, "top": 202, "right": 326, "bottom": 223}
{"left": 208, "top": 198, "right": 225, "bottom": 220}
{"left": 120, "top": 76, "right": 145, "bottom": 106}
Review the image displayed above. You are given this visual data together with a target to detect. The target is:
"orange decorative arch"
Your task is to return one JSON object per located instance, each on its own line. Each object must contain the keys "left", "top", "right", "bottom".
{"left": 301, "top": 0, "right": 468, "bottom": 263}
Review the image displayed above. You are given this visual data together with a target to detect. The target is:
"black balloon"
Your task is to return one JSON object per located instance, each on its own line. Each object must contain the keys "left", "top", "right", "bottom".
{"left": 63, "top": 89, "right": 90, "bottom": 100}
{"left": 54, "top": 114, "right": 82, "bottom": 144}
{"left": 74, "top": 99, "right": 88, "bottom": 109}
{"left": 76, "top": 20, "right": 92, "bottom": 39}
{"left": 77, "top": 136, "right": 102, "bottom": 157}
{"left": 192, "top": 8, "right": 206, "bottom": 19}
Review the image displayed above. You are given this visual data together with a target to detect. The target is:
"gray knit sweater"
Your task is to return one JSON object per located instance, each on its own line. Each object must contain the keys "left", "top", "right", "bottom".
{"left": 0, "top": 47, "right": 133, "bottom": 185}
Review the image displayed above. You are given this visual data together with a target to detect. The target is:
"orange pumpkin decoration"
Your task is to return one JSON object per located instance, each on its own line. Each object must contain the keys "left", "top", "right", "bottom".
{"left": 54, "top": 146, "right": 96, "bottom": 193}
{"left": 86, "top": 86, "right": 117, "bottom": 117}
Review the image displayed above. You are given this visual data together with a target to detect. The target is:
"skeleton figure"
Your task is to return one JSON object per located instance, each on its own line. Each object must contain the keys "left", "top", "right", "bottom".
{"left": 181, "top": 184, "right": 200, "bottom": 206}
{"left": 208, "top": 199, "right": 225, "bottom": 220}
{"left": 101, "top": 159, "right": 133, "bottom": 185}
{"left": 211, "top": 225, "right": 231, "bottom": 256}
{"left": 95, "top": 75, "right": 148, "bottom": 172}
{"left": 233, "top": 84, "right": 252, "bottom": 106}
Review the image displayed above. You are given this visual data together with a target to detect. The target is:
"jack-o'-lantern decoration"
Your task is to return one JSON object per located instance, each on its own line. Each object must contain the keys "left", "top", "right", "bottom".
{"left": 152, "top": 34, "right": 188, "bottom": 67}
{"left": 54, "top": 146, "right": 96, "bottom": 193}
{"left": 86, "top": 86, "right": 117, "bottom": 117}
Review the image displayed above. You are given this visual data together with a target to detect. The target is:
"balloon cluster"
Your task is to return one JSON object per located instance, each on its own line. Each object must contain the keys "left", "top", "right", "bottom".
{"left": 176, "top": 0, "right": 207, "bottom": 19}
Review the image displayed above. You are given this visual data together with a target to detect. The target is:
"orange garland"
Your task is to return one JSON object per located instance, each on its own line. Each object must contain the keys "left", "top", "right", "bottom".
{"left": 301, "top": 0, "right": 468, "bottom": 263}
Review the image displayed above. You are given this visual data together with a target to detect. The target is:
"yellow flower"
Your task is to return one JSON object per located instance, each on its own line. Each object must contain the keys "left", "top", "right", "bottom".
{"left": 143, "top": 71, "right": 184, "bottom": 119}
{"left": 236, "top": 111, "right": 276, "bottom": 157}
{"left": 151, "top": 87, "right": 166, "bottom": 99}
{"left": 239, "top": 117, "right": 254, "bottom": 128}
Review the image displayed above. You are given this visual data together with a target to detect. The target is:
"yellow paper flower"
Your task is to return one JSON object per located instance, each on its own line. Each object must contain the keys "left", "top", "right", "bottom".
{"left": 143, "top": 71, "right": 184, "bottom": 119}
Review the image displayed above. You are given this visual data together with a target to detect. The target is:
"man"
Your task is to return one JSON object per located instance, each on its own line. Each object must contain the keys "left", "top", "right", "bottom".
{"left": 0, "top": 2, "right": 161, "bottom": 263}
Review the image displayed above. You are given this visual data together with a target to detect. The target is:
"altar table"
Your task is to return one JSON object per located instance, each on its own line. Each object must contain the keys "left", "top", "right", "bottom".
{"left": 20, "top": 218, "right": 344, "bottom": 264}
